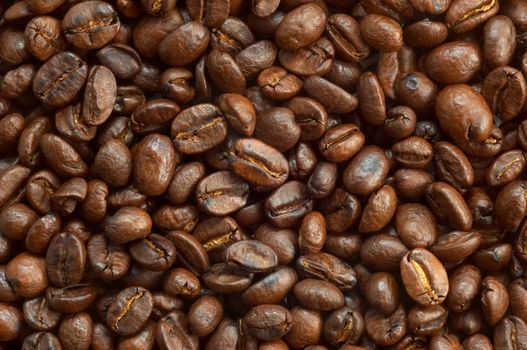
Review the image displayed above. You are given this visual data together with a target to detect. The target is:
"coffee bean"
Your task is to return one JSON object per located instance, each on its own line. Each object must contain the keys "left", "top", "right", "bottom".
{"left": 400, "top": 248, "right": 449, "bottom": 306}
{"left": 106, "top": 287, "right": 153, "bottom": 336}
{"left": 445, "top": 0, "right": 499, "bottom": 33}
{"left": 63, "top": 1, "right": 120, "bottom": 49}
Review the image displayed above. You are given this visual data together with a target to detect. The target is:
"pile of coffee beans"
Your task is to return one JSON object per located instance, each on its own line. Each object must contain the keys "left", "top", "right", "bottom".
{"left": 2, "top": 0, "right": 527, "bottom": 348}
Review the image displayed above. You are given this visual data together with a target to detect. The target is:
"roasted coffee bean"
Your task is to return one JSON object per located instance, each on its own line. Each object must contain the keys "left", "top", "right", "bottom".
{"left": 408, "top": 304, "right": 448, "bottom": 336}
{"left": 483, "top": 15, "right": 516, "bottom": 70}
{"left": 303, "top": 75, "right": 358, "bottom": 114}
{"left": 202, "top": 263, "right": 253, "bottom": 294}
{"left": 188, "top": 295, "right": 223, "bottom": 337}
{"left": 129, "top": 234, "right": 176, "bottom": 272}
{"left": 226, "top": 240, "right": 278, "bottom": 273}
{"left": 104, "top": 206, "right": 152, "bottom": 244}
{"left": 404, "top": 19, "right": 448, "bottom": 48}
{"left": 46, "top": 232, "right": 86, "bottom": 287}
{"left": 167, "top": 230, "right": 210, "bottom": 274}
{"left": 23, "top": 296, "right": 61, "bottom": 330}
{"left": 163, "top": 268, "right": 201, "bottom": 299}
{"left": 33, "top": 52, "right": 88, "bottom": 108}
{"left": 425, "top": 41, "right": 482, "bottom": 85}
{"left": 106, "top": 287, "right": 153, "bottom": 336}
{"left": 196, "top": 170, "right": 249, "bottom": 216}
{"left": 359, "top": 185, "right": 397, "bottom": 233}
{"left": 45, "top": 283, "right": 98, "bottom": 314}
{"left": 364, "top": 304, "right": 406, "bottom": 346}
{"left": 360, "top": 14, "right": 403, "bottom": 52}
{"left": 319, "top": 124, "right": 364, "bottom": 163}
{"left": 279, "top": 38, "right": 335, "bottom": 77}
{"left": 265, "top": 181, "right": 314, "bottom": 228}
{"left": 293, "top": 279, "right": 344, "bottom": 311}
{"left": 436, "top": 84, "right": 494, "bottom": 143}
{"left": 481, "top": 276, "right": 508, "bottom": 325}
{"left": 495, "top": 180, "right": 527, "bottom": 231}
{"left": 400, "top": 248, "right": 449, "bottom": 306}
{"left": 430, "top": 231, "right": 481, "bottom": 262}
{"left": 395, "top": 203, "right": 437, "bottom": 249}
{"left": 254, "top": 107, "right": 301, "bottom": 152}
{"left": 87, "top": 234, "right": 130, "bottom": 281}
{"left": 482, "top": 66, "right": 527, "bottom": 122}
{"left": 242, "top": 266, "right": 297, "bottom": 306}
{"left": 159, "top": 21, "right": 210, "bottom": 67}
{"left": 6, "top": 253, "right": 48, "bottom": 298}
{"left": 343, "top": 145, "right": 390, "bottom": 196}
{"left": 133, "top": 133, "right": 179, "bottom": 196}
{"left": 244, "top": 304, "right": 293, "bottom": 341}
{"left": 171, "top": 103, "right": 227, "bottom": 155}
{"left": 445, "top": 0, "right": 499, "bottom": 33}
{"left": 358, "top": 72, "right": 386, "bottom": 126}
{"left": 63, "top": 1, "right": 120, "bottom": 49}
{"left": 361, "top": 234, "right": 408, "bottom": 271}
{"left": 426, "top": 182, "right": 473, "bottom": 231}
{"left": 275, "top": 4, "right": 326, "bottom": 50}
{"left": 327, "top": 14, "right": 370, "bottom": 63}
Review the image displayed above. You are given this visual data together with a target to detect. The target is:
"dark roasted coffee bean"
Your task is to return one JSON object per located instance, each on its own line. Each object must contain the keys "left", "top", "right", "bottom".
{"left": 293, "top": 279, "right": 344, "bottom": 311}
{"left": 265, "top": 181, "right": 314, "bottom": 228}
{"left": 159, "top": 21, "right": 210, "bottom": 67}
{"left": 481, "top": 276, "right": 508, "bottom": 325}
{"left": 171, "top": 103, "right": 227, "bottom": 155}
{"left": 343, "top": 145, "right": 390, "bottom": 196}
{"left": 445, "top": 0, "right": 499, "bottom": 33}
{"left": 63, "top": 1, "right": 120, "bottom": 49}
{"left": 482, "top": 66, "right": 526, "bottom": 122}
{"left": 400, "top": 248, "right": 448, "bottom": 306}
{"left": 279, "top": 38, "right": 335, "bottom": 77}
{"left": 46, "top": 232, "right": 86, "bottom": 287}
{"left": 106, "top": 287, "right": 153, "bottom": 336}
{"left": 364, "top": 304, "right": 406, "bottom": 346}
{"left": 242, "top": 266, "right": 297, "bottom": 306}
{"left": 33, "top": 52, "right": 88, "bottom": 108}
{"left": 360, "top": 14, "right": 403, "bottom": 52}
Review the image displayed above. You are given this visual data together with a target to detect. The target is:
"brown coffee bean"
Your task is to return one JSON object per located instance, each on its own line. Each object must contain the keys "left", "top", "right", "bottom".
{"left": 364, "top": 304, "right": 407, "bottom": 346}
{"left": 430, "top": 231, "right": 481, "bottom": 263}
{"left": 106, "top": 287, "right": 153, "bottom": 336}
{"left": 188, "top": 295, "right": 223, "bottom": 337}
{"left": 293, "top": 279, "right": 344, "bottom": 311}
{"left": 426, "top": 182, "right": 473, "bottom": 231}
{"left": 359, "top": 14, "right": 403, "bottom": 52}
{"left": 6, "top": 252, "right": 48, "bottom": 298}
{"left": 171, "top": 103, "right": 227, "bottom": 155}
{"left": 63, "top": 1, "right": 120, "bottom": 49}
{"left": 279, "top": 38, "right": 335, "bottom": 76}
{"left": 275, "top": 4, "right": 326, "bottom": 50}
{"left": 425, "top": 41, "right": 482, "bottom": 84}
{"left": 445, "top": 0, "right": 499, "bottom": 33}
{"left": 400, "top": 248, "right": 449, "bottom": 306}
{"left": 303, "top": 75, "right": 358, "bottom": 114}
{"left": 265, "top": 181, "right": 314, "bottom": 228}
{"left": 481, "top": 276, "right": 508, "bottom": 325}
{"left": 404, "top": 19, "right": 448, "bottom": 48}
{"left": 482, "top": 66, "right": 527, "bottom": 121}
{"left": 46, "top": 232, "right": 86, "bottom": 287}
{"left": 133, "top": 133, "right": 179, "bottom": 196}
{"left": 104, "top": 206, "right": 152, "bottom": 244}
{"left": 159, "top": 21, "right": 210, "bottom": 67}
{"left": 343, "top": 145, "right": 390, "bottom": 196}
{"left": 242, "top": 266, "right": 297, "bottom": 306}
{"left": 357, "top": 72, "right": 386, "bottom": 126}
{"left": 359, "top": 185, "right": 397, "bottom": 233}
{"left": 243, "top": 304, "right": 294, "bottom": 341}
{"left": 395, "top": 203, "right": 438, "bottom": 248}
